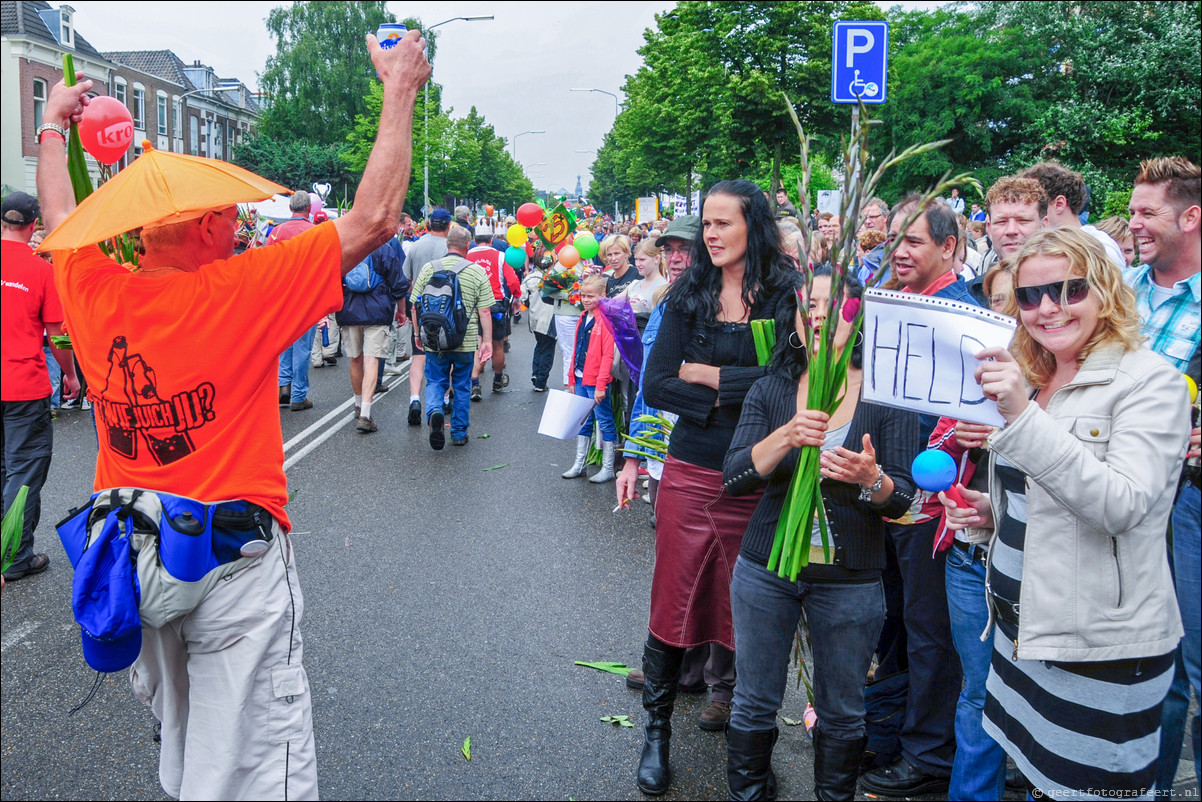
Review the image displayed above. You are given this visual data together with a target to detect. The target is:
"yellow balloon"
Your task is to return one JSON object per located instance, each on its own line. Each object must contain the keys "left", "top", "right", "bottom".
{"left": 506, "top": 224, "right": 528, "bottom": 247}
{"left": 1186, "top": 374, "right": 1199, "bottom": 404}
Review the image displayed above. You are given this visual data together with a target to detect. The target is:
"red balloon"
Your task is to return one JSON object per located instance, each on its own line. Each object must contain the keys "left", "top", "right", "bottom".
{"left": 78, "top": 96, "right": 134, "bottom": 164}
{"left": 516, "top": 202, "right": 544, "bottom": 228}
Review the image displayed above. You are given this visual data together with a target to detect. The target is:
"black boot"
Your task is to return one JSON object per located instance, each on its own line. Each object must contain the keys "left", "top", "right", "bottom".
{"left": 812, "top": 727, "right": 867, "bottom": 801}
{"left": 637, "top": 637, "right": 684, "bottom": 796}
{"left": 726, "top": 725, "right": 778, "bottom": 801}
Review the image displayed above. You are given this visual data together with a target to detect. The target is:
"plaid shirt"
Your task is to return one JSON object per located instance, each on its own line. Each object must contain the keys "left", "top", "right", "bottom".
{"left": 1124, "top": 265, "right": 1200, "bottom": 372}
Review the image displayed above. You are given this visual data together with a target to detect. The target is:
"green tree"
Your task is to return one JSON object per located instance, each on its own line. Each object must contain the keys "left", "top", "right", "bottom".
{"left": 232, "top": 134, "right": 359, "bottom": 201}
{"left": 259, "top": 1, "right": 395, "bottom": 145}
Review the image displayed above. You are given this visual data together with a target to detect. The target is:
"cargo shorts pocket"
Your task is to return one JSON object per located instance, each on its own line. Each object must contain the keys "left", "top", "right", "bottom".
{"left": 268, "top": 663, "right": 312, "bottom": 743}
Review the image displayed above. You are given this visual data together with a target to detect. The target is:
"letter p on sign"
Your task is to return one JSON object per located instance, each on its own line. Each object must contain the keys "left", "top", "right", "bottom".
{"left": 846, "top": 29, "right": 874, "bottom": 67}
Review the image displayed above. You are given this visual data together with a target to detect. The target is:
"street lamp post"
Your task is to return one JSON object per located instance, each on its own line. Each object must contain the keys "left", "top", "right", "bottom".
{"left": 423, "top": 16, "right": 494, "bottom": 217}
{"left": 511, "top": 130, "right": 545, "bottom": 161}
{"left": 570, "top": 87, "right": 620, "bottom": 117}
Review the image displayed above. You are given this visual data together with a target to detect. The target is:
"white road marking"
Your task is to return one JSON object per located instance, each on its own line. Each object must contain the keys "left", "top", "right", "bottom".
{"left": 1, "top": 621, "right": 40, "bottom": 653}
{"left": 282, "top": 368, "right": 408, "bottom": 472}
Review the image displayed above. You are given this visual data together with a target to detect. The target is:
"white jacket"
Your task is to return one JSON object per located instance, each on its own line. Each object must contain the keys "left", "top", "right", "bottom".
{"left": 521, "top": 268, "right": 556, "bottom": 336}
{"left": 983, "top": 343, "right": 1189, "bottom": 662}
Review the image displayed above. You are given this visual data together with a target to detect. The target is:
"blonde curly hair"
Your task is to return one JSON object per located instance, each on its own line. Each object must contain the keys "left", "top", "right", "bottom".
{"left": 1003, "top": 228, "right": 1144, "bottom": 387}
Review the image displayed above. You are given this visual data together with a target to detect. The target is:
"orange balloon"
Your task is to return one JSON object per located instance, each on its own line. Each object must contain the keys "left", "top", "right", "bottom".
{"left": 558, "top": 244, "right": 581, "bottom": 268}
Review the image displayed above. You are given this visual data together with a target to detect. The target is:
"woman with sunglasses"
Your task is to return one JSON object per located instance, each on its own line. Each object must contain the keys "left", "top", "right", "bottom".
{"left": 940, "top": 227, "right": 1191, "bottom": 799}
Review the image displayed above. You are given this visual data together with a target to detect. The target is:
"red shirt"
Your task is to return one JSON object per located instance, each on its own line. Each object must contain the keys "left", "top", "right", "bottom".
{"left": 2, "top": 239, "right": 63, "bottom": 401}
{"left": 467, "top": 245, "right": 520, "bottom": 301}
{"left": 904, "top": 270, "right": 958, "bottom": 297}
{"left": 51, "top": 225, "right": 343, "bottom": 529}
{"left": 265, "top": 216, "right": 314, "bottom": 246}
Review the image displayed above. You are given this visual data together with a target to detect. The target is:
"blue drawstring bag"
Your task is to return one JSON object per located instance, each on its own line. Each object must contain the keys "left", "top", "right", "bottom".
{"left": 71, "top": 509, "right": 142, "bottom": 673}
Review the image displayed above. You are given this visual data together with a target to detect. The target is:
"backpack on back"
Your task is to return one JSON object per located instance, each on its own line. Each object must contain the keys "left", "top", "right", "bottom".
{"left": 343, "top": 254, "right": 383, "bottom": 293}
{"left": 417, "top": 258, "right": 471, "bottom": 352}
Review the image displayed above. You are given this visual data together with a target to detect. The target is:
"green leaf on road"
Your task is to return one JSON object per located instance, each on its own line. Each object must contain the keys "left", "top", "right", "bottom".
{"left": 483, "top": 464, "right": 509, "bottom": 472}
{"left": 574, "top": 661, "right": 632, "bottom": 677}
{"left": 477, "top": 434, "right": 491, "bottom": 439}
{"left": 462, "top": 736, "right": 471, "bottom": 761}
{"left": 601, "top": 715, "right": 635, "bottom": 728}
{"left": 781, "top": 716, "right": 802, "bottom": 727}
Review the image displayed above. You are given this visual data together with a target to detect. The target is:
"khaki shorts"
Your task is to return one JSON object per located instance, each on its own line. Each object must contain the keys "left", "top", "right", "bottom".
{"left": 341, "top": 325, "right": 391, "bottom": 359}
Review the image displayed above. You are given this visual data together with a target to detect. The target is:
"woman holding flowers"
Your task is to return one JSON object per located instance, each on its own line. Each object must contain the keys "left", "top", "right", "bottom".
{"left": 722, "top": 267, "right": 919, "bottom": 800}
{"left": 635, "top": 180, "right": 799, "bottom": 796}
{"left": 941, "top": 228, "right": 1189, "bottom": 799}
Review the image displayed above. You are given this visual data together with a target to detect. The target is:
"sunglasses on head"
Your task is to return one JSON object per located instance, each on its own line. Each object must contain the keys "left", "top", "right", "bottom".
{"left": 1014, "top": 277, "right": 1090, "bottom": 311}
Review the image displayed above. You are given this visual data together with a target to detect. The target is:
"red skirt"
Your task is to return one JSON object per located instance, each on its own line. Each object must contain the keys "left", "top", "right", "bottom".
{"left": 649, "top": 455, "right": 763, "bottom": 650}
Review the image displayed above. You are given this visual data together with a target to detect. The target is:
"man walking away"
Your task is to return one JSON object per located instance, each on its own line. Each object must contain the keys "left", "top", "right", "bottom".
{"left": 1, "top": 192, "right": 79, "bottom": 581}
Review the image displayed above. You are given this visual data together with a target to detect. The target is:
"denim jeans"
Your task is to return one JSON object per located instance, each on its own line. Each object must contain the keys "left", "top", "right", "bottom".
{"left": 531, "top": 331, "right": 557, "bottom": 389}
{"left": 44, "top": 345, "right": 62, "bottom": 407}
{"left": 730, "top": 556, "right": 884, "bottom": 740}
{"left": 1156, "top": 482, "right": 1201, "bottom": 795}
{"left": 574, "top": 384, "right": 618, "bottom": 442}
{"left": 424, "top": 350, "right": 475, "bottom": 439}
{"left": 945, "top": 543, "right": 1007, "bottom": 800}
{"left": 277, "top": 326, "right": 316, "bottom": 403}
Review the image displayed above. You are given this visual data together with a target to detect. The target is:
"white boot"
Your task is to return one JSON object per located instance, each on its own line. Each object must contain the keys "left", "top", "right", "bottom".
{"left": 562, "top": 435, "right": 590, "bottom": 479}
{"left": 589, "top": 440, "right": 617, "bottom": 483}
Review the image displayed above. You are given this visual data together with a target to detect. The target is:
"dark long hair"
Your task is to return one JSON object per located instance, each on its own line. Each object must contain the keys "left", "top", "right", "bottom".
{"left": 667, "top": 180, "right": 799, "bottom": 323}
{"left": 772, "top": 265, "right": 865, "bottom": 379}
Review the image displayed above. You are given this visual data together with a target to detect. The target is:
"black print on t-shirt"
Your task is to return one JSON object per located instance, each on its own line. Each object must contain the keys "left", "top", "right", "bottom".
{"left": 96, "top": 335, "right": 216, "bottom": 466}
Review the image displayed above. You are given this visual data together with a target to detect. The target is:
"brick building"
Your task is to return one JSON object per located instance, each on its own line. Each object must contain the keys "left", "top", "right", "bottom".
{"left": 1, "top": 0, "right": 259, "bottom": 195}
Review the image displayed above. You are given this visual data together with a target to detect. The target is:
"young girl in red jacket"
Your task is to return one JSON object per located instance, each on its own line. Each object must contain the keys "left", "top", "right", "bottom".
{"left": 562, "top": 275, "right": 618, "bottom": 483}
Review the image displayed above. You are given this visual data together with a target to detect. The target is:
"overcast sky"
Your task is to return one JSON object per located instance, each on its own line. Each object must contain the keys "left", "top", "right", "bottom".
{"left": 63, "top": 1, "right": 944, "bottom": 195}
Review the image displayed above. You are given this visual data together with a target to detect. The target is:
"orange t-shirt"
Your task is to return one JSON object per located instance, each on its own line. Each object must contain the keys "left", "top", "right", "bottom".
{"left": 52, "top": 224, "right": 344, "bottom": 530}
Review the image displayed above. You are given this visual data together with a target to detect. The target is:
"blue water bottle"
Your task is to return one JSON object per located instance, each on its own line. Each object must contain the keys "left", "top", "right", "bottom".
{"left": 321, "top": 324, "right": 330, "bottom": 347}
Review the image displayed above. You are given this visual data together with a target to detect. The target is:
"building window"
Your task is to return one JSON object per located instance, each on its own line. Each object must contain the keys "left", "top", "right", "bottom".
{"left": 60, "top": 8, "right": 74, "bottom": 49}
{"left": 172, "top": 97, "right": 181, "bottom": 138}
{"left": 114, "top": 78, "right": 126, "bottom": 106}
{"left": 132, "top": 85, "right": 145, "bottom": 130}
{"left": 32, "top": 79, "right": 47, "bottom": 130}
{"left": 190, "top": 116, "right": 198, "bottom": 156}
{"left": 157, "top": 93, "right": 168, "bottom": 136}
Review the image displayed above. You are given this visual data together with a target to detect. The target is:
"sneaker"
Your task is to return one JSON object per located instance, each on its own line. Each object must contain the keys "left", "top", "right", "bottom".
{"left": 324, "top": 357, "right": 338, "bottom": 366}
{"left": 698, "top": 700, "right": 732, "bottom": 732}
{"left": 470, "top": 383, "right": 483, "bottom": 402}
{"left": 533, "top": 385, "right": 547, "bottom": 393}
{"left": 355, "top": 416, "right": 377, "bottom": 433}
{"left": 81, "top": 398, "right": 92, "bottom": 411}
{"left": 451, "top": 437, "right": 467, "bottom": 447}
{"left": 279, "top": 385, "right": 291, "bottom": 406}
{"left": 374, "top": 381, "right": 389, "bottom": 394}
{"left": 407, "top": 400, "right": 421, "bottom": 426}
{"left": 2, "top": 553, "right": 50, "bottom": 582}
{"left": 429, "top": 410, "right": 445, "bottom": 450}
{"left": 353, "top": 405, "right": 361, "bottom": 419}
{"left": 503, "top": 339, "right": 511, "bottom": 353}
{"left": 290, "top": 399, "right": 313, "bottom": 411}
{"left": 442, "top": 399, "right": 452, "bottom": 415}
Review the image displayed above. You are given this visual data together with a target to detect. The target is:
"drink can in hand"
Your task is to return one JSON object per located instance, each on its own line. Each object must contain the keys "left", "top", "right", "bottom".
{"left": 376, "top": 23, "right": 407, "bottom": 49}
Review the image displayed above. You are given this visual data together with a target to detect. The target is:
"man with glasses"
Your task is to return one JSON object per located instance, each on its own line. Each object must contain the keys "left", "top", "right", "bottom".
{"left": 856, "top": 197, "right": 890, "bottom": 284}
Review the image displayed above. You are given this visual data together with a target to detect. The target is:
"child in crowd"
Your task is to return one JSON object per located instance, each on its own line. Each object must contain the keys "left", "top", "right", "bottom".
{"left": 561, "top": 275, "right": 618, "bottom": 483}
{"left": 621, "top": 240, "right": 669, "bottom": 332}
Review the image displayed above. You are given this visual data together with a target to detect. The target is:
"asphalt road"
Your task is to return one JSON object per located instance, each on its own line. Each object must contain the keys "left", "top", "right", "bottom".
{"left": 1, "top": 326, "right": 1195, "bottom": 800}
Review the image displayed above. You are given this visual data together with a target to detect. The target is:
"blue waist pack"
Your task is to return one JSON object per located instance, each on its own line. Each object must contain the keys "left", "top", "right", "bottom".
{"left": 56, "top": 489, "right": 274, "bottom": 673}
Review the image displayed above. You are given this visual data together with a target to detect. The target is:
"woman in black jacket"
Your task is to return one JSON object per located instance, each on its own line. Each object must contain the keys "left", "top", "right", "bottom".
{"left": 636, "top": 180, "right": 800, "bottom": 796}
{"left": 722, "top": 268, "right": 919, "bottom": 800}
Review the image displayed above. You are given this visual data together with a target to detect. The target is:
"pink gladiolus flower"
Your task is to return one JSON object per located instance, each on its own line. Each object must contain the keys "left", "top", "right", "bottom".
{"left": 841, "top": 297, "right": 862, "bottom": 322}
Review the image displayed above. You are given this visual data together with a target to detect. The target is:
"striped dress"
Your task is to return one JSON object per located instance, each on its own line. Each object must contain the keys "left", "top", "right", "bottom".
{"left": 982, "top": 456, "right": 1175, "bottom": 801}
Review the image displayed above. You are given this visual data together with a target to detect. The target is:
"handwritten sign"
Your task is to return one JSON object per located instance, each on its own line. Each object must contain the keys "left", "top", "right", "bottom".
{"left": 636, "top": 197, "right": 659, "bottom": 224}
{"left": 861, "top": 289, "right": 1017, "bottom": 426}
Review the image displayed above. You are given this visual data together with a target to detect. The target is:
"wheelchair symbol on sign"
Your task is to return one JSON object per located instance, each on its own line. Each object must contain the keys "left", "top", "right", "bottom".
{"left": 848, "top": 70, "right": 879, "bottom": 99}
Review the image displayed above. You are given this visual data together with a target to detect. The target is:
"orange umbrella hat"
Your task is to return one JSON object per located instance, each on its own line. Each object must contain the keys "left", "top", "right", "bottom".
{"left": 38, "top": 140, "right": 287, "bottom": 253}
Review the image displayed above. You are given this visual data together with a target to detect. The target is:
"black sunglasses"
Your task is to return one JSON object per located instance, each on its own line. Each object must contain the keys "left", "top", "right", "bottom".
{"left": 1014, "top": 278, "right": 1090, "bottom": 311}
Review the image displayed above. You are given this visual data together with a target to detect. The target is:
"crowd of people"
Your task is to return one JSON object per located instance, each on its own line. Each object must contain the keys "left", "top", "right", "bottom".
{"left": 0, "top": 24, "right": 1198, "bottom": 802}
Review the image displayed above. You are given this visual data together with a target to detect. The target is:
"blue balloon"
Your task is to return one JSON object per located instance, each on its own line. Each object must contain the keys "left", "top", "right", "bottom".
{"left": 911, "top": 450, "right": 957, "bottom": 492}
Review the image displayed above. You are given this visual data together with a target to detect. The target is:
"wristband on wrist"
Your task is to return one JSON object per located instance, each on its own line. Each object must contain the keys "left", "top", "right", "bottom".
{"left": 36, "top": 123, "right": 67, "bottom": 143}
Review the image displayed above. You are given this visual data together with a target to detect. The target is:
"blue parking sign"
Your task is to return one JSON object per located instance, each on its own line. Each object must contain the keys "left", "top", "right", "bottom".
{"left": 831, "top": 21, "right": 889, "bottom": 105}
